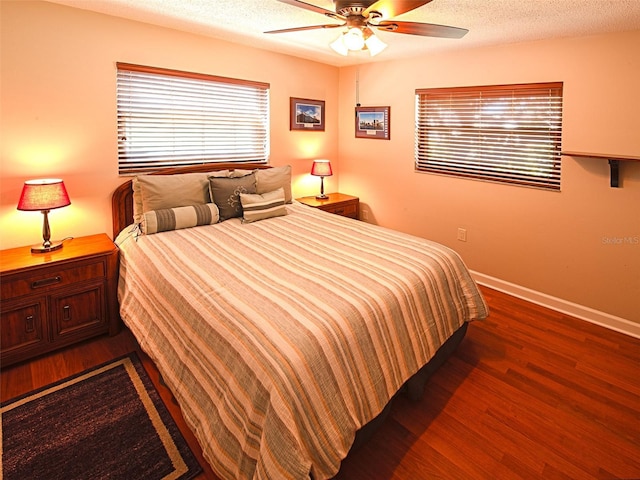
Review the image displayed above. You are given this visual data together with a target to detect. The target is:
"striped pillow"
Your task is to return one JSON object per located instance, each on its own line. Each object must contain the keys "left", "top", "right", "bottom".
{"left": 239, "top": 188, "right": 287, "bottom": 223}
{"left": 141, "top": 203, "right": 219, "bottom": 234}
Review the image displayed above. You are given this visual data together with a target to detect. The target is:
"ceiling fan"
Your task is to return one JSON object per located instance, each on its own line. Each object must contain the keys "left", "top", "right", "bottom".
{"left": 265, "top": 0, "right": 468, "bottom": 56}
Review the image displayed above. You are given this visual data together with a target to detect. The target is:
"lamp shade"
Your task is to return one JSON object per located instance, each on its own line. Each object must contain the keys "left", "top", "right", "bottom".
{"left": 17, "top": 179, "right": 71, "bottom": 211}
{"left": 330, "top": 35, "right": 349, "bottom": 56}
{"left": 330, "top": 34, "right": 349, "bottom": 56}
{"left": 311, "top": 160, "right": 333, "bottom": 177}
{"left": 343, "top": 28, "right": 365, "bottom": 51}
{"left": 365, "top": 33, "right": 387, "bottom": 56}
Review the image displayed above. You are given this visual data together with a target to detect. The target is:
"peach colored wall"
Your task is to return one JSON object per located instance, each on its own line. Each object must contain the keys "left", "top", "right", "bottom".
{"left": 0, "top": 1, "right": 338, "bottom": 249}
{"left": 337, "top": 31, "right": 640, "bottom": 323}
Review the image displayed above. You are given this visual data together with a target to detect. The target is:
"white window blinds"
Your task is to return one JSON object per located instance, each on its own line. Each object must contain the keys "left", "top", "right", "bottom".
{"left": 415, "top": 82, "right": 563, "bottom": 190}
{"left": 117, "top": 63, "right": 270, "bottom": 174}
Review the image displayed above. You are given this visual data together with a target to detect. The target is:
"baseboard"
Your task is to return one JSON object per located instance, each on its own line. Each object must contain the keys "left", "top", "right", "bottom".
{"left": 471, "top": 271, "right": 640, "bottom": 339}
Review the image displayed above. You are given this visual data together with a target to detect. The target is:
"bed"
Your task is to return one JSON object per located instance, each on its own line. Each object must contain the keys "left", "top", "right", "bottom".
{"left": 111, "top": 163, "right": 488, "bottom": 480}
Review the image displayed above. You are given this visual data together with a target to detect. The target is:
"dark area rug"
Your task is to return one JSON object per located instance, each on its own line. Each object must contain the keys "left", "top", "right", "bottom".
{"left": 1, "top": 352, "right": 202, "bottom": 480}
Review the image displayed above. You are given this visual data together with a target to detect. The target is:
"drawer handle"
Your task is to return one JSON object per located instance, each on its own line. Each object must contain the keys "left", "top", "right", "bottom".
{"left": 31, "top": 276, "right": 62, "bottom": 289}
{"left": 335, "top": 209, "right": 344, "bottom": 214}
{"left": 63, "top": 305, "right": 71, "bottom": 322}
{"left": 25, "top": 315, "right": 35, "bottom": 333}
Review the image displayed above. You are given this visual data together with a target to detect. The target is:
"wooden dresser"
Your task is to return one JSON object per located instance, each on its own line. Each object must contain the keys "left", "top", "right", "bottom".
{"left": 1, "top": 234, "right": 119, "bottom": 367}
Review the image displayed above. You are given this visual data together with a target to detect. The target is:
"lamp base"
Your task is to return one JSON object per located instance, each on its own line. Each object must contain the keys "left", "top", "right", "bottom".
{"left": 315, "top": 194, "right": 329, "bottom": 200}
{"left": 31, "top": 241, "right": 64, "bottom": 254}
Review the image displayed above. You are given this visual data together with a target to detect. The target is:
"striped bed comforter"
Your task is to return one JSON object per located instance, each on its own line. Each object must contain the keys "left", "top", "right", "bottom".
{"left": 116, "top": 202, "right": 488, "bottom": 480}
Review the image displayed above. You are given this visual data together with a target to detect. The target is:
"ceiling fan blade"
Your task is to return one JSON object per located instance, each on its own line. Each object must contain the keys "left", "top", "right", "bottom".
{"left": 364, "top": 0, "right": 433, "bottom": 19}
{"left": 265, "top": 24, "right": 344, "bottom": 34}
{"left": 276, "top": 0, "right": 345, "bottom": 20}
{"left": 375, "top": 20, "right": 468, "bottom": 38}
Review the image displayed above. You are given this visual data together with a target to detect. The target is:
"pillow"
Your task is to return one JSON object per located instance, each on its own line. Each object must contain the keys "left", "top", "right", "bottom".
{"left": 135, "top": 173, "right": 211, "bottom": 221}
{"left": 132, "top": 177, "right": 145, "bottom": 224}
{"left": 207, "top": 170, "right": 232, "bottom": 178}
{"left": 208, "top": 173, "right": 257, "bottom": 220}
{"left": 255, "top": 165, "right": 292, "bottom": 203}
{"left": 141, "top": 203, "right": 220, "bottom": 235}
{"left": 229, "top": 169, "right": 254, "bottom": 178}
{"left": 239, "top": 188, "right": 287, "bottom": 223}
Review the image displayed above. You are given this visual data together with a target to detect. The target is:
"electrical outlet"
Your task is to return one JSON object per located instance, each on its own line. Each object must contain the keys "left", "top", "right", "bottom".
{"left": 457, "top": 228, "right": 467, "bottom": 242}
{"left": 361, "top": 208, "right": 369, "bottom": 221}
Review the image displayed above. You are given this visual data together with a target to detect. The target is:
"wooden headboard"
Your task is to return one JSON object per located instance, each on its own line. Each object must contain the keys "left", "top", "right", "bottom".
{"left": 111, "top": 163, "right": 272, "bottom": 238}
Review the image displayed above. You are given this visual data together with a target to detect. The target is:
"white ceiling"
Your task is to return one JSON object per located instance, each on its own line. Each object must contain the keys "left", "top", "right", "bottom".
{"left": 45, "top": 0, "right": 640, "bottom": 67}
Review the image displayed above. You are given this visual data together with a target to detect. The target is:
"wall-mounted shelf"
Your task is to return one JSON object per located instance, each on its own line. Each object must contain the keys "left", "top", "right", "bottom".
{"left": 561, "top": 151, "right": 640, "bottom": 188}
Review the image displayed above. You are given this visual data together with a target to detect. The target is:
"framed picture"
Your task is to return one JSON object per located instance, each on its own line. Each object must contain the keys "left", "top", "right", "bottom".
{"left": 355, "top": 106, "right": 390, "bottom": 140}
{"left": 290, "top": 97, "right": 325, "bottom": 131}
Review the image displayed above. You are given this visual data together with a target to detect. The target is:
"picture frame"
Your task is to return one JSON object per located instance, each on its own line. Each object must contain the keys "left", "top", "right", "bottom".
{"left": 290, "top": 97, "right": 325, "bottom": 131}
{"left": 355, "top": 106, "right": 390, "bottom": 140}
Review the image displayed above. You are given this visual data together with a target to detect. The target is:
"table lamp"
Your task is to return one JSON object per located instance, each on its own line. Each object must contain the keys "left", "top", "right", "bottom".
{"left": 311, "top": 159, "right": 332, "bottom": 200}
{"left": 17, "top": 179, "right": 71, "bottom": 253}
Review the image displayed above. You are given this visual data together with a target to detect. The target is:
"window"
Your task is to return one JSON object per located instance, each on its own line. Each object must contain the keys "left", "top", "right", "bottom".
{"left": 415, "top": 82, "right": 563, "bottom": 190}
{"left": 116, "top": 63, "right": 270, "bottom": 175}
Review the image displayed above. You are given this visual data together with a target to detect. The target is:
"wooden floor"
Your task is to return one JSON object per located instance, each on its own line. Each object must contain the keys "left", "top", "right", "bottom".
{"left": 2, "top": 286, "right": 639, "bottom": 479}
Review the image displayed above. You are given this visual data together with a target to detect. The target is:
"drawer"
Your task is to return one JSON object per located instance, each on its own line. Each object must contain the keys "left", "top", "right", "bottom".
{"left": 323, "top": 202, "right": 358, "bottom": 218}
{"left": 0, "top": 261, "right": 106, "bottom": 299}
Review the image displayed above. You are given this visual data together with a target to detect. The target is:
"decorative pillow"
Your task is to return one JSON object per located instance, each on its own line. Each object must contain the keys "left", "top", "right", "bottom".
{"left": 208, "top": 173, "right": 257, "bottom": 220}
{"left": 255, "top": 165, "right": 292, "bottom": 203}
{"left": 239, "top": 188, "right": 287, "bottom": 223}
{"left": 141, "top": 203, "right": 220, "bottom": 235}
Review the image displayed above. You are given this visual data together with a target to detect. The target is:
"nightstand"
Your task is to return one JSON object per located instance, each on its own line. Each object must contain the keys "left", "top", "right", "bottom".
{"left": 296, "top": 193, "right": 359, "bottom": 219}
{"left": 0, "top": 234, "right": 119, "bottom": 367}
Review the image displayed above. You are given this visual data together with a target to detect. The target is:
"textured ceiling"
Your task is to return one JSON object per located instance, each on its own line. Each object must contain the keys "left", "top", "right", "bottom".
{"left": 45, "top": 0, "right": 640, "bottom": 66}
